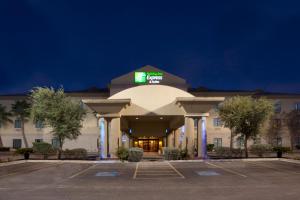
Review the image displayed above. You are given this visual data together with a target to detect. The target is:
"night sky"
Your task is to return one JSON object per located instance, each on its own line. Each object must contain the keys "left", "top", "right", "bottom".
{"left": 0, "top": 0, "right": 300, "bottom": 94}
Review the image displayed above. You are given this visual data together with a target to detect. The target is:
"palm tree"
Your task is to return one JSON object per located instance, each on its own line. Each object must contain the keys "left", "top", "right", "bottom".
{"left": 11, "top": 100, "right": 31, "bottom": 148}
{"left": 0, "top": 104, "right": 12, "bottom": 147}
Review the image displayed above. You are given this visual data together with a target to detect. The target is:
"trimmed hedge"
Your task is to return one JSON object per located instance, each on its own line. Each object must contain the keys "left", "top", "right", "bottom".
{"left": 32, "top": 142, "right": 56, "bottom": 159}
{"left": 163, "top": 148, "right": 189, "bottom": 160}
{"left": 214, "top": 147, "right": 244, "bottom": 158}
{"left": 63, "top": 148, "right": 87, "bottom": 160}
{"left": 128, "top": 147, "right": 143, "bottom": 162}
{"left": 116, "top": 147, "right": 129, "bottom": 161}
{"left": 250, "top": 144, "right": 272, "bottom": 157}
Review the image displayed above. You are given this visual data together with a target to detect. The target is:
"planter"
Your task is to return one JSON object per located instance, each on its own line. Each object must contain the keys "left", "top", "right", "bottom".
{"left": 277, "top": 151, "right": 282, "bottom": 158}
{"left": 24, "top": 152, "right": 30, "bottom": 160}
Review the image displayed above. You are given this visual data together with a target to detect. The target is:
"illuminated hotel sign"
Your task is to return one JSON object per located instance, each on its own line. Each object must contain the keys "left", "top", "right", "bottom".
{"left": 134, "top": 72, "right": 163, "bottom": 84}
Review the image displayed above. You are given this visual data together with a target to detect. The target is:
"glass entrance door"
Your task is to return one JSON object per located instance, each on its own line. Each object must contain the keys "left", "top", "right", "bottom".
{"left": 134, "top": 139, "right": 159, "bottom": 152}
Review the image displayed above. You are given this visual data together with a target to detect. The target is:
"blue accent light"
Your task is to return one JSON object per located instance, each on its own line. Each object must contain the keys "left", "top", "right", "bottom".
{"left": 99, "top": 118, "right": 105, "bottom": 159}
{"left": 202, "top": 117, "right": 207, "bottom": 159}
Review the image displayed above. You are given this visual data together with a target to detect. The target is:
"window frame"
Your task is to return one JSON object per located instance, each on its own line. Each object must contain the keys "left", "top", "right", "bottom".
{"left": 14, "top": 118, "right": 22, "bottom": 129}
{"left": 12, "top": 139, "right": 22, "bottom": 149}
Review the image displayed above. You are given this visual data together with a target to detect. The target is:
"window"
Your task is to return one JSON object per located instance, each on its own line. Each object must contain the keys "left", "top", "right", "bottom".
{"left": 274, "top": 102, "right": 281, "bottom": 113}
{"left": 35, "top": 139, "right": 43, "bottom": 143}
{"left": 295, "top": 103, "right": 300, "bottom": 110}
{"left": 213, "top": 138, "right": 222, "bottom": 148}
{"left": 253, "top": 137, "right": 261, "bottom": 144}
{"left": 273, "top": 119, "right": 281, "bottom": 128}
{"left": 52, "top": 138, "right": 60, "bottom": 149}
{"left": 14, "top": 118, "right": 22, "bottom": 128}
{"left": 213, "top": 118, "right": 222, "bottom": 127}
{"left": 295, "top": 136, "right": 300, "bottom": 146}
{"left": 13, "top": 139, "right": 22, "bottom": 149}
{"left": 273, "top": 136, "right": 282, "bottom": 146}
{"left": 35, "top": 120, "right": 44, "bottom": 129}
{"left": 236, "top": 136, "right": 244, "bottom": 148}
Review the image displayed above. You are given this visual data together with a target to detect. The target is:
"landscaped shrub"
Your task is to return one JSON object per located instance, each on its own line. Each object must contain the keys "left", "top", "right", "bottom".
{"left": 0, "top": 147, "right": 10, "bottom": 152}
{"left": 272, "top": 146, "right": 291, "bottom": 153}
{"left": 207, "top": 144, "right": 214, "bottom": 152}
{"left": 63, "top": 148, "right": 87, "bottom": 160}
{"left": 16, "top": 148, "right": 34, "bottom": 159}
{"left": 128, "top": 147, "right": 143, "bottom": 162}
{"left": 179, "top": 149, "right": 189, "bottom": 160}
{"left": 214, "top": 147, "right": 231, "bottom": 158}
{"left": 250, "top": 144, "right": 272, "bottom": 157}
{"left": 163, "top": 148, "right": 177, "bottom": 160}
{"left": 214, "top": 147, "right": 244, "bottom": 158}
{"left": 116, "top": 147, "right": 129, "bottom": 161}
{"left": 32, "top": 142, "right": 55, "bottom": 159}
{"left": 15, "top": 148, "right": 33, "bottom": 154}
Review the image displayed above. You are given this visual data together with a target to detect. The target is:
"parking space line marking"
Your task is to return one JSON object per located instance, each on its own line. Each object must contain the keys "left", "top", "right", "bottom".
{"left": 167, "top": 162, "right": 185, "bottom": 178}
{"left": 0, "top": 163, "right": 62, "bottom": 178}
{"left": 68, "top": 164, "right": 97, "bottom": 179}
{"left": 133, "top": 162, "right": 139, "bottom": 179}
{"left": 206, "top": 162, "right": 247, "bottom": 178}
{"left": 247, "top": 162, "right": 300, "bottom": 175}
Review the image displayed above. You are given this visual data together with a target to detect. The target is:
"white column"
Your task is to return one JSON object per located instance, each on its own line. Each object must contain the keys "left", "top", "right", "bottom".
{"left": 99, "top": 117, "right": 106, "bottom": 159}
{"left": 198, "top": 116, "right": 207, "bottom": 159}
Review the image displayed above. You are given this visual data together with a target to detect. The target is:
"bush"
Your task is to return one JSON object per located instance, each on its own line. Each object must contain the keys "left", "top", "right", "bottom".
{"left": 128, "top": 147, "right": 143, "bottom": 162}
{"left": 0, "top": 147, "right": 10, "bottom": 152}
{"left": 16, "top": 148, "right": 33, "bottom": 155}
{"left": 207, "top": 144, "right": 214, "bottom": 152}
{"left": 250, "top": 144, "right": 272, "bottom": 157}
{"left": 32, "top": 142, "right": 55, "bottom": 159}
{"left": 163, "top": 148, "right": 180, "bottom": 160}
{"left": 214, "top": 147, "right": 231, "bottom": 158}
{"left": 179, "top": 149, "right": 189, "bottom": 160}
{"left": 63, "top": 148, "right": 87, "bottom": 160}
{"left": 273, "top": 146, "right": 291, "bottom": 153}
{"left": 214, "top": 147, "right": 244, "bottom": 158}
{"left": 295, "top": 145, "right": 300, "bottom": 150}
{"left": 116, "top": 147, "right": 129, "bottom": 161}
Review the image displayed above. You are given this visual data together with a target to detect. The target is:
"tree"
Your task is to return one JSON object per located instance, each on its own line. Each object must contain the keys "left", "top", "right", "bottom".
{"left": 286, "top": 109, "right": 300, "bottom": 150}
{"left": 218, "top": 96, "right": 274, "bottom": 158}
{"left": 0, "top": 104, "right": 12, "bottom": 147}
{"left": 30, "top": 87, "right": 86, "bottom": 159}
{"left": 11, "top": 100, "right": 31, "bottom": 148}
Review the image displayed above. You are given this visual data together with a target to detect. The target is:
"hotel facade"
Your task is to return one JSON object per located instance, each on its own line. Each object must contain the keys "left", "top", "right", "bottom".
{"left": 0, "top": 66, "right": 300, "bottom": 158}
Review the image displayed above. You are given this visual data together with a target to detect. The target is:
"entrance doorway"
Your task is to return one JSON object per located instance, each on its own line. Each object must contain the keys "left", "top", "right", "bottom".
{"left": 134, "top": 139, "right": 159, "bottom": 152}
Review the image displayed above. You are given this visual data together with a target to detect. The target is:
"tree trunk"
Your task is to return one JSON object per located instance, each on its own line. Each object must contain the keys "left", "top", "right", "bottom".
{"left": 230, "top": 130, "right": 233, "bottom": 151}
{"left": 0, "top": 134, "right": 3, "bottom": 147}
{"left": 58, "top": 139, "right": 63, "bottom": 160}
{"left": 21, "top": 120, "right": 28, "bottom": 148}
{"left": 244, "top": 136, "right": 248, "bottom": 158}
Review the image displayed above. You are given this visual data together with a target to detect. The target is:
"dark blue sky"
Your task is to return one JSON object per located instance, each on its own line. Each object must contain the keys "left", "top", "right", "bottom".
{"left": 0, "top": 0, "right": 300, "bottom": 94}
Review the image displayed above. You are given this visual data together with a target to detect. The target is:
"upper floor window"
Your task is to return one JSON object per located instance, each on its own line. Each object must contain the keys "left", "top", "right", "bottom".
{"left": 14, "top": 118, "right": 22, "bottom": 129}
{"left": 35, "top": 120, "right": 44, "bottom": 129}
{"left": 274, "top": 102, "right": 281, "bottom": 113}
{"left": 213, "top": 118, "right": 222, "bottom": 127}
{"left": 295, "top": 103, "right": 300, "bottom": 110}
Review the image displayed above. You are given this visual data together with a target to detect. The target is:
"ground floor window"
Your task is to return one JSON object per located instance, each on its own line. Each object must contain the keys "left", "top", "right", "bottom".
{"left": 52, "top": 138, "right": 60, "bottom": 149}
{"left": 213, "top": 138, "right": 222, "bottom": 148}
{"left": 236, "top": 136, "right": 244, "bottom": 148}
{"left": 13, "top": 139, "right": 22, "bottom": 149}
{"left": 35, "top": 139, "right": 43, "bottom": 143}
{"left": 273, "top": 136, "right": 282, "bottom": 146}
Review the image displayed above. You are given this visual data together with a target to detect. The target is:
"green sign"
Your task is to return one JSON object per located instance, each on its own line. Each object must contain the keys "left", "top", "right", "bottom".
{"left": 134, "top": 71, "right": 163, "bottom": 84}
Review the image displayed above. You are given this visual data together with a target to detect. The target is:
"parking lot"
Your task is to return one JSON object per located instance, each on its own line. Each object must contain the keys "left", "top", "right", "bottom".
{"left": 0, "top": 159, "right": 300, "bottom": 200}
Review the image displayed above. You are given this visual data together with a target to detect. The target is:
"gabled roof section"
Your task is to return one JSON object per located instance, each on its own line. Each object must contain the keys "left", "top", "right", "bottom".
{"left": 109, "top": 65, "right": 189, "bottom": 95}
